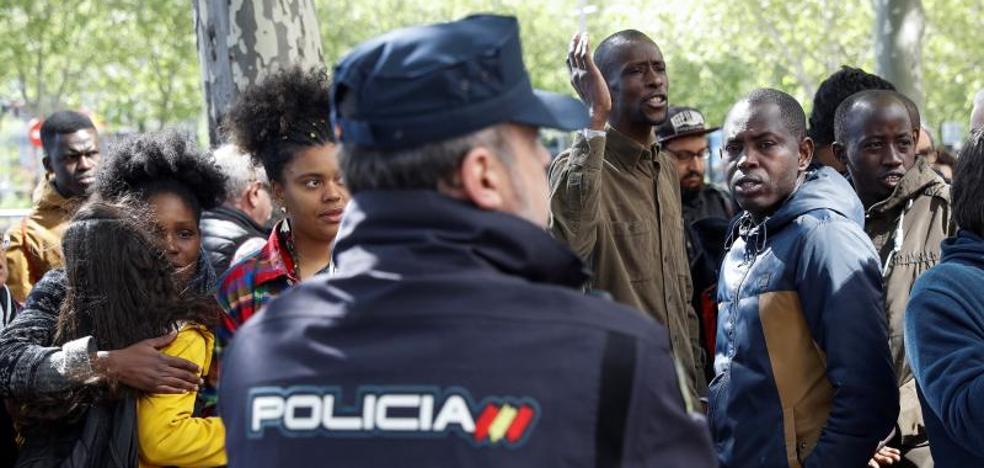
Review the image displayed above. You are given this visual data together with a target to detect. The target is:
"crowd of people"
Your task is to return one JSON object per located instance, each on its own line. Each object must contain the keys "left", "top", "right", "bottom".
{"left": 1, "top": 12, "right": 983, "bottom": 468}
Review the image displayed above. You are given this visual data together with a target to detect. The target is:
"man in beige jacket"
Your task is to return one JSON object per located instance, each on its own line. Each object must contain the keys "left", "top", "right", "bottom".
{"left": 835, "top": 89, "right": 955, "bottom": 467}
{"left": 4, "top": 111, "right": 99, "bottom": 302}
{"left": 550, "top": 30, "right": 704, "bottom": 402}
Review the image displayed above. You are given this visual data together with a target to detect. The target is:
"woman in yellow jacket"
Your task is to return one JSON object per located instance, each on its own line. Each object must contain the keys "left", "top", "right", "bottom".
{"left": 137, "top": 322, "right": 225, "bottom": 467}
{"left": 91, "top": 131, "right": 230, "bottom": 467}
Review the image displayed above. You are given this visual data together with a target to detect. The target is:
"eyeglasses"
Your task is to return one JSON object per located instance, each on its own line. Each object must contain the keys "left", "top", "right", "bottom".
{"left": 665, "top": 148, "right": 711, "bottom": 162}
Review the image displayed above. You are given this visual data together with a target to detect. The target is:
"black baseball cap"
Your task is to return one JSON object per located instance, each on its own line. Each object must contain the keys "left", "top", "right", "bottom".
{"left": 656, "top": 107, "right": 719, "bottom": 144}
{"left": 331, "top": 15, "right": 589, "bottom": 150}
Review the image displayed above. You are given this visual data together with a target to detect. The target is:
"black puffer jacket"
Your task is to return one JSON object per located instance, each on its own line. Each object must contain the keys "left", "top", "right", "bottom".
{"left": 200, "top": 206, "right": 269, "bottom": 276}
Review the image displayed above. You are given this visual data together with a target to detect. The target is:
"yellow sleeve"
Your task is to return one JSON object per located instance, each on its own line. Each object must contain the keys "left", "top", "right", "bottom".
{"left": 4, "top": 224, "right": 35, "bottom": 303}
{"left": 137, "top": 325, "right": 227, "bottom": 467}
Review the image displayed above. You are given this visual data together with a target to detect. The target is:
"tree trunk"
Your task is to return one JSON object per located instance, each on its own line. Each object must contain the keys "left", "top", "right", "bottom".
{"left": 873, "top": 0, "right": 925, "bottom": 114}
{"left": 193, "top": 0, "right": 325, "bottom": 146}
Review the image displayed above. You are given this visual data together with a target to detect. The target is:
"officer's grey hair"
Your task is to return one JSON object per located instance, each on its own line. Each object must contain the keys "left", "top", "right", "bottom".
{"left": 338, "top": 126, "right": 513, "bottom": 195}
{"left": 212, "top": 144, "right": 268, "bottom": 202}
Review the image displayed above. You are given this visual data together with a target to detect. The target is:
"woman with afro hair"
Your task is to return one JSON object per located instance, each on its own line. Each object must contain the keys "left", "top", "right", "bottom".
{"left": 216, "top": 66, "right": 349, "bottom": 354}
{"left": 94, "top": 129, "right": 227, "bottom": 291}
{"left": 0, "top": 129, "right": 229, "bottom": 467}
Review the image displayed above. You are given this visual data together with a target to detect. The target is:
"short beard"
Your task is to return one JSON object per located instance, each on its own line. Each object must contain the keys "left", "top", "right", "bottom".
{"left": 681, "top": 184, "right": 702, "bottom": 201}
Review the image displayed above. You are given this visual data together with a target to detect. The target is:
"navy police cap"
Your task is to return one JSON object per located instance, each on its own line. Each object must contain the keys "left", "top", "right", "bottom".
{"left": 331, "top": 14, "right": 589, "bottom": 150}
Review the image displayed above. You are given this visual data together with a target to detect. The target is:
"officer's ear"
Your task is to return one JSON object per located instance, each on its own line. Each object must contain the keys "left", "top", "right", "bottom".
{"left": 455, "top": 144, "right": 512, "bottom": 213}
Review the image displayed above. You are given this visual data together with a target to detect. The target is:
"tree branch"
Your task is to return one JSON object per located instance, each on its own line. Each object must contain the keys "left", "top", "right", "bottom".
{"left": 750, "top": 7, "right": 817, "bottom": 97}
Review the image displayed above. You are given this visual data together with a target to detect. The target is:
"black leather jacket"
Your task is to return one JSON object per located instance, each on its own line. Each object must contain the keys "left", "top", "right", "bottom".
{"left": 200, "top": 206, "right": 269, "bottom": 276}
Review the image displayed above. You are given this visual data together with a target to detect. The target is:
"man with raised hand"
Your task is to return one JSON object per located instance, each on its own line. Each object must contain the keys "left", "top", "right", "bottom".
{"left": 550, "top": 31, "right": 705, "bottom": 402}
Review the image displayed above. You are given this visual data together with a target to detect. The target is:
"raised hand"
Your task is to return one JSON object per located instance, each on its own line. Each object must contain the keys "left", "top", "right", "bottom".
{"left": 567, "top": 32, "right": 611, "bottom": 131}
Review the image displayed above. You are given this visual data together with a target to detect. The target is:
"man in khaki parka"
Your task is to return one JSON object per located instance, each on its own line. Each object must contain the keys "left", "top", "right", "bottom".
{"left": 835, "top": 89, "right": 954, "bottom": 467}
{"left": 4, "top": 111, "right": 99, "bottom": 302}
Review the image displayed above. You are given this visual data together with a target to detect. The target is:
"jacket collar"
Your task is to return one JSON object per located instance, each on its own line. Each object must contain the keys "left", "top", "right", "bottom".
{"left": 187, "top": 246, "right": 218, "bottom": 294}
{"left": 333, "top": 191, "right": 589, "bottom": 288}
{"left": 34, "top": 180, "right": 83, "bottom": 215}
{"left": 252, "top": 219, "right": 300, "bottom": 286}
{"left": 726, "top": 167, "right": 863, "bottom": 253}
{"left": 205, "top": 206, "right": 271, "bottom": 235}
{"left": 940, "top": 230, "right": 984, "bottom": 266}
{"left": 867, "top": 157, "right": 946, "bottom": 216}
{"left": 605, "top": 126, "right": 658, "bottom": 170}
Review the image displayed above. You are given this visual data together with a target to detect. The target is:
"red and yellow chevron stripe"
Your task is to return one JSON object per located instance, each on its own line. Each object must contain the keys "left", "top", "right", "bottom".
{"left": 473, "top": 402, "right": 536, "bottom": 445}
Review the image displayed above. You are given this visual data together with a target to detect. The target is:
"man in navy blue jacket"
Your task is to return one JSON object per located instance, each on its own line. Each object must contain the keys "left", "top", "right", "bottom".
{"left": 905, "top": 128, "right": 984, "bottom": 468}
{"left": 218, "top": 15, "right": 715, "bottom": 468}
{"left": 708, "top": 89, "right": 898, "bottom": 467}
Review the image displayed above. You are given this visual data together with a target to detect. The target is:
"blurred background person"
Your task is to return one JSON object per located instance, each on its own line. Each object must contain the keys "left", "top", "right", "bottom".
{"left": 934, "top": 148, "right": 956, "bottom": 182}
{"left": 0, "top": 232, "right": 14, "bottom": 468}
{"left": 1, "top": 233, "right": 16, "bottom": 327}
{"left": 808, "top": 66, "right": 895, "bottom": 174}
{"left": 200, "top": 144, "right": 272, "bottom": 277}
{"left": 971, "top": 90, "right": 984, "bottom": 131}
{"left": 916, "top": 125, "right": 936, "bottom": 163}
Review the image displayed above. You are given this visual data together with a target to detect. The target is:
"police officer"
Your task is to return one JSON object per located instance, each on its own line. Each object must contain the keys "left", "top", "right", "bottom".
{"left": 219, "top": 15, "right": 715, "bottom": 467}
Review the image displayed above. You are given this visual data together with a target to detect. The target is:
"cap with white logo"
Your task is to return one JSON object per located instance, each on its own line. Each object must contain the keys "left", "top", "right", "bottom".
{"left": 656, "top": 106, "right": 719, "bottom": 144}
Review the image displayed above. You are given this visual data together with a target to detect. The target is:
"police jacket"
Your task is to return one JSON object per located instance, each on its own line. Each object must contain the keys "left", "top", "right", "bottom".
{"left": 219, "top": 190, "right": 716, "bottom": 468}
{"left": 709, "top": 168, "right": 898, "bottom": 467}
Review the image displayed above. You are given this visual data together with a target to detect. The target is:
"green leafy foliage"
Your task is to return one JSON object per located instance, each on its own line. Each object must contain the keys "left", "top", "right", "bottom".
{"left": 0, "top": 0, "right": 201, "bottom": 130}
{"left": 0, "top": 0, "right": 979, "bottom": 138}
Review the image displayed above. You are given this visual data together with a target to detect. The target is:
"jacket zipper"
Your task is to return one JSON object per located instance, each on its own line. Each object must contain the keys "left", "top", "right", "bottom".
{"left": 726, "top": 244, "right": 758, "bottom": 364}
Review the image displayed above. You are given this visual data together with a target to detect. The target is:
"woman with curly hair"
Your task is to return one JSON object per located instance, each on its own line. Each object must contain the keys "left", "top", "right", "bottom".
{"left": 216, "top": 66, "right": 349, "bottom": 351}
{"left": 94, "top": 130, "right": 226, "bottom": 292}
{"left": 2, "top": 129, "right": 228, "bottom": 467}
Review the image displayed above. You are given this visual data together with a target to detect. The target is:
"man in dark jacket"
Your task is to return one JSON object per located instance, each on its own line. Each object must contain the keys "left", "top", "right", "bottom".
{"left": 219, "top": 15, "right": 715, "bottom": 468}
{"left": 905, "top": 128, "right": 984, "bottom": 468}
{"left": 708, "top": 88, "right": 898, "bottom": 467}
{"left": 201, "top": 144, "right": 272, "bottom": 276}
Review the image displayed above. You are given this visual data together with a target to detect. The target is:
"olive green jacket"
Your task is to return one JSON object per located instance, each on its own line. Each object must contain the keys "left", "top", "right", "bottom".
{"left": 549, "top": 126, "right": 705, "bottom": 400}
{"left": 865, "top": 157, "right": 954, "bottom": 453}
